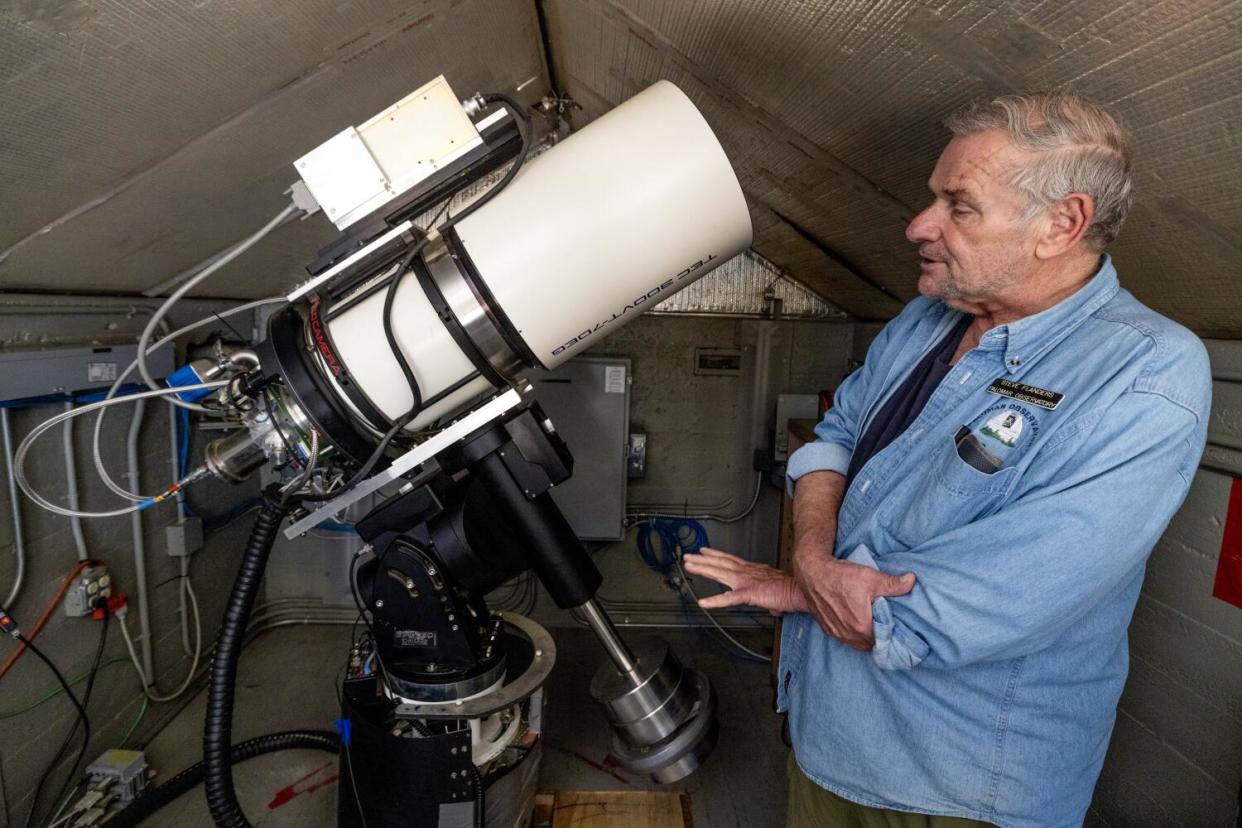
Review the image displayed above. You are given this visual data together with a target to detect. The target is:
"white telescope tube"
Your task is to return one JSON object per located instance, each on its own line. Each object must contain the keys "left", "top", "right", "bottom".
{"left": 323, "top": 80, "right": 752, "bottom": 428}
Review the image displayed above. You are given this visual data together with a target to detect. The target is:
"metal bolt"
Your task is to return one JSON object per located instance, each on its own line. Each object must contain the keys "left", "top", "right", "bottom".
{"left": 535, "top": 649, "right": 543, "bottom": 657}
{"left": 452, "top": 624, "right": 459, "bottom": 631}
{"left": 447, "top": 614, "right": 456, "bottom": 622}
{"left": 375, "top": 599, "right": 384, "bottom": 608}
{"left": 451, "top": 771, "right": 458, "bottom": 779}
{"left": 406, "top": 580, "right": 415, "bottom": 589}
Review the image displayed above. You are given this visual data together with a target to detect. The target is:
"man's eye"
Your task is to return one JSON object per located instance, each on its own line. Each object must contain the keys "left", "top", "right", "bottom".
{"left": 951, "top": 207, "right": 972, "bottom": 218}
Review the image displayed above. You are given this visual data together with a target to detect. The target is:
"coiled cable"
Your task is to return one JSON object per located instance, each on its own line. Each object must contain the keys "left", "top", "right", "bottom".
{"left": 202, "top": 490, "right": 291, "bottom": 828}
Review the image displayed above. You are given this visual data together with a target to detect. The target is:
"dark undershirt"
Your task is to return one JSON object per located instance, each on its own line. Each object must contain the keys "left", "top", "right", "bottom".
{"left": 844, "top": 315, "right": 972, "bottom": 492}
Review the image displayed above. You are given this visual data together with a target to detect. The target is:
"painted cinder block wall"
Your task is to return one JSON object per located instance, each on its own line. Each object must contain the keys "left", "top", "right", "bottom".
{"left": 0, "top": 305, "right": 259, "bottom": 825}
{"left": 1088, "top": 339, "right": 1242, "bottom": 827}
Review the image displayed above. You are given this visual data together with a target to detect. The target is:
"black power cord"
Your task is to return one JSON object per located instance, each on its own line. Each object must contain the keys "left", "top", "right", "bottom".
{"left": 471, "top": 763, "right": 486, "bottom": 828}
{"left": 0, "top": 617, "right": 92, "bottom": 828}
{"left": 44, "top": 609, "right": 110, "bottom": 823}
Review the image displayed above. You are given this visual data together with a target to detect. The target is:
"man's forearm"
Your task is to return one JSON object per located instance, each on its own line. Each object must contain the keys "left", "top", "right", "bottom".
{"left": 792, "top": 470, "right": 846, "bottom": 558}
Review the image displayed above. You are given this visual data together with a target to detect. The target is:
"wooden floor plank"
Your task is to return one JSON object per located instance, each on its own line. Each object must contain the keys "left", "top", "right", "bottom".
{"left": 546, "top": 790, "right": 690, "bottom": 828}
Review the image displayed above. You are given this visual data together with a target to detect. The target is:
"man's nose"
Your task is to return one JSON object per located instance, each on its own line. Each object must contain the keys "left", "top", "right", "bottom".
{"left": 906, "top": 204, "right": 939, "bottom": 244}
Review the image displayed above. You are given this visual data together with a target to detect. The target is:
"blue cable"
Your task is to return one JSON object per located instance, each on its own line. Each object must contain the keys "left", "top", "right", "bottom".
{"left": 635, "top": 518, "right": 710, "bottom": 574}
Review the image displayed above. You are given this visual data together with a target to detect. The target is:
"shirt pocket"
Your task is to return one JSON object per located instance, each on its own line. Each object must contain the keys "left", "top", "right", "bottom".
{"left": 881, "top": 435, "right": 1019, "bottom": 549}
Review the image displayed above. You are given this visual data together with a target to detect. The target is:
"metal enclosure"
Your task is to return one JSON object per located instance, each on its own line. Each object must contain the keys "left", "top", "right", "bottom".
{"left": 531, "top": 356, "right": 632, "bottom": 541}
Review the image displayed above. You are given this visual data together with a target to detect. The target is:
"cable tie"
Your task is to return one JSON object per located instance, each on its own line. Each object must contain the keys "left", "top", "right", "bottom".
{"left": 334, "top": 718, "right": 353, "bottom": 748}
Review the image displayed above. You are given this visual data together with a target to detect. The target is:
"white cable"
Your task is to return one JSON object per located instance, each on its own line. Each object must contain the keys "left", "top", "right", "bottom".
{"left": 61, "top": 403, "right": 89, "bottom": 561}
{"left": 1, "top": 410, "right": 26, "bottom": 608}
{"left": 118, "top": 578, "right": 201, "bottom": 703}
{"left": 135, "top": 204, "right": 299, "bottom": 411}
{"left": 625, "top": 471, "right": 765, "bottom": 526}
{"left": 674, "top": 550, "right": 771, "bottom": 663}
{"left": 13, "top": 382, "right": 226, "bottom": 519}
{"left": 91, "top": 297, "right": 286, "bottom": 503}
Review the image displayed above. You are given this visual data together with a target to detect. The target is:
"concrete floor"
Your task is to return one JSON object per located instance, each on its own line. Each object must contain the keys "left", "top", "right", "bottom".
{"left": 139, "top": 623, "right": 789, "bottom": 827}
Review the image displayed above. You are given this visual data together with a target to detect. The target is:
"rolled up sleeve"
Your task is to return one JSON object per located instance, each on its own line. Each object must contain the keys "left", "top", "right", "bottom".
{"left": 861, "top": 391, "right": 1205, "bottom": 671}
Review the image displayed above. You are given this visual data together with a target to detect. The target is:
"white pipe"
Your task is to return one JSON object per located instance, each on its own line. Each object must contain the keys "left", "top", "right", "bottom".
{"left": 62, "top": 403, "right": 89, "bottom": 561}
{"left": 127, "top": 398, "right": 155, "bottom": 684}
{"left": 178, "top": 557, "right": 193, "bottom": 657}
{"left": 1, "top": 410, "right": 26, "bottom": 608}
{"left": 167, "top": 403, "right": 194, "bottom": 656}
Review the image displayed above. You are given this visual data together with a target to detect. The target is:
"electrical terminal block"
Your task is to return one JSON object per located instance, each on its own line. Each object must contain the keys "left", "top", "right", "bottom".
{"left": 63, "top": 565, "right": 112, "bottom": 618}
{"left": 85, "top": 749, "right": 149, "bottom": 805}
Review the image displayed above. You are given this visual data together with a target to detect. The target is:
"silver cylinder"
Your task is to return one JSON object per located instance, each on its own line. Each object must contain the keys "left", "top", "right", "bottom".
{"left": 204, "top": 427, "right": 270, "bottom": 483}
{"left": 587, "top": 629, "right": 717, "bottom": 784}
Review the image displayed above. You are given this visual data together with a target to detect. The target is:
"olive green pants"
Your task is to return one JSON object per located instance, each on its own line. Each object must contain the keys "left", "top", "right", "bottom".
{"left": 786, "top": 753, "right": 996, "bottom": 828}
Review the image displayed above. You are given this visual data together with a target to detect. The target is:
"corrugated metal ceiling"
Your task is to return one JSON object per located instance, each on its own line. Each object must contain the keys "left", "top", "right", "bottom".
{"left": 2, "top": 1, "right": 1240, "bottom": 336}
{"left": 0, "top": 0, "right": 548, "bottom": 299}
{"left": 543, "top": 0, "right": 1242, "bottom": 335}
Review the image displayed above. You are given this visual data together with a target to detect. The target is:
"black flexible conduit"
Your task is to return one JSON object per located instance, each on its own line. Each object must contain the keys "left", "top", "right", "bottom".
{"left": 107, "top": 730, "right": 340, "bottom": 828}
{"left": 203, "top": 491, "right": 291, "bottom": 828}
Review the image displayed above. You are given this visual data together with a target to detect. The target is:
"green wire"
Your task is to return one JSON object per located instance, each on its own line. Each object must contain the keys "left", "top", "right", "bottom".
{"left": 118, "top": 696, "right": 149, "bottom": 747}
{"left": 0, "top": 658, "right": 129, "bottom": 720}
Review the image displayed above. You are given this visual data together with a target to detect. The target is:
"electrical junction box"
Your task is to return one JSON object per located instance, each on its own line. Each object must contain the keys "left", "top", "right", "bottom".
{"left": 64, "top": 565, "right": 112, "bottom": 617}
{"left": 294, "top": 74, "right": 484, "bottom": 231}
{"left": 530, "top": 356, "right": 631, "bottom": 541}
{"left": 694, "top": 347, "right": 742, "bottom": 376}
{"left": 0, "top": 344, "right": 173, "bottom": 404}
{"left": 165, "top": 517, "right": 203, "bottom": 557}
{"left": 628, "top": 433, "right": 647, "bottom": 479}
{"left": 774, "top": 394, "right": 820, "bottom": 461}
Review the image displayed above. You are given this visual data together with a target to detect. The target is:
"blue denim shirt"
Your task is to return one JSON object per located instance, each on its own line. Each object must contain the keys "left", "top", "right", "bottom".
{"left": 781, "top": 257, "right": 1210, "bottom": 828}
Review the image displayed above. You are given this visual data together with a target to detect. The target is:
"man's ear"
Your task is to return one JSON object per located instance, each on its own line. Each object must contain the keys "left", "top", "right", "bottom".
{"left": 1035, "top": 193, "right": 1095, "bottom": 258}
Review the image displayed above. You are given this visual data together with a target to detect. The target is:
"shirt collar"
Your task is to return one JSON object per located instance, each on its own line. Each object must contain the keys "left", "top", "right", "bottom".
{"left": 972, "top": 255, "right": 1120, "bottom": 374}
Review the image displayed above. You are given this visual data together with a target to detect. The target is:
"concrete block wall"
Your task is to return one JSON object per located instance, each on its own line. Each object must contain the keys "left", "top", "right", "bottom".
{"left": 0, "top": 303, "right": 259, "bottom": 826}
{"left": 530, "top": 313, "right": 854, "bottom": 631}
{"left": 1089, "top": 339, "right": 1242, "bottom": 827}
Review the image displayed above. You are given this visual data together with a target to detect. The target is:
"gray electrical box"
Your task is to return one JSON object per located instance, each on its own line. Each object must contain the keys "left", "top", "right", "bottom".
{"left": 0, "top": 344, "right": 174, "bottom": 403}
{"left": 530, "top": 356, "right": 631, "bottom": 541}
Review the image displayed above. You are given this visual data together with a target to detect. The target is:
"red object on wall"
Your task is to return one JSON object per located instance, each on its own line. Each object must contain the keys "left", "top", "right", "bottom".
{"left": 818, "top": 389, "right": 835, "bottom": 415}
{"left": 1212, "top": 478, "right": 1242, "bottom": 609}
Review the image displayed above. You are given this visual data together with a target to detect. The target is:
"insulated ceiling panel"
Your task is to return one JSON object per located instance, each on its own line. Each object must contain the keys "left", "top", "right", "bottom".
{"left": 0, "top": 0, "right": 547, "bottom": 298}
{"left": 541, "top": 0, "right": 1242, "bottom": 335}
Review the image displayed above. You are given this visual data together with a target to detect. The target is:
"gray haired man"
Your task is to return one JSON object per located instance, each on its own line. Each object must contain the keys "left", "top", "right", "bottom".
{"left": 685, "top": 91, "right": 1210, "bottom": 827}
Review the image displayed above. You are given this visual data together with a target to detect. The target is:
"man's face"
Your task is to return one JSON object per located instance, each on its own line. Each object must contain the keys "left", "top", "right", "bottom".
{"left": 905, "top": 130, "right": 1041, "bottom": 307}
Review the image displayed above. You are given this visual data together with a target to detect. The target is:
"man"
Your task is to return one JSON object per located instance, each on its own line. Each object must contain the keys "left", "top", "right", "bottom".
{"left": 684, "top": 91, "right": 1210, "bottom": 827}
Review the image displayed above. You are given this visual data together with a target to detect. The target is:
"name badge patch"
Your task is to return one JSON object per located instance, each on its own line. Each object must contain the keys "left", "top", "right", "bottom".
{"left": 987, "top": 378, "right": 1064, "bottom": 410}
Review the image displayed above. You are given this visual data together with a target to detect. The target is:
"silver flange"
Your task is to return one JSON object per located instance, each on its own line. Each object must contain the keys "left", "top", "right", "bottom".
{"left": 588, "top": 635, "right": 717, "bottom": 784}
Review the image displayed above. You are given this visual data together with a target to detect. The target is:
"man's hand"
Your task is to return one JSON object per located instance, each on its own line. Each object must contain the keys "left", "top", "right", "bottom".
{"left": 792, "top": 549, "right": 916, "bottom": 650}
{"left": 682, "top": 548, "right": 808, "bottom": 616}
{"left": 789, "top": 469, "right": 916, "bottom": 650}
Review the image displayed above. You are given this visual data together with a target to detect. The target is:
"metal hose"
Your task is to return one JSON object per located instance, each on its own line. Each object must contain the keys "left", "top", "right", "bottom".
{"left": 202, "top": 491, "right": 290, "bottom": 828}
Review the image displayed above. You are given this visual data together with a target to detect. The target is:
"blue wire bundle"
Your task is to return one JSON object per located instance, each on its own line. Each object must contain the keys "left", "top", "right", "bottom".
{"left": 636, "top": 518, "right": 710, "bottom": 574}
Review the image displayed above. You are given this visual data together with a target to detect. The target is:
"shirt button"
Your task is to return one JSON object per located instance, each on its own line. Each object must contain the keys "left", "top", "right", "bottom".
{"left": 1009, "top": 357, "right": 1021, "bottom": 366}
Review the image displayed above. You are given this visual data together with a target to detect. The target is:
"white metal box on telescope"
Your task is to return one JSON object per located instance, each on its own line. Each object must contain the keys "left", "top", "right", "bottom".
{"left": 294, "top": 75, "right": 484, "bottom": 230}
